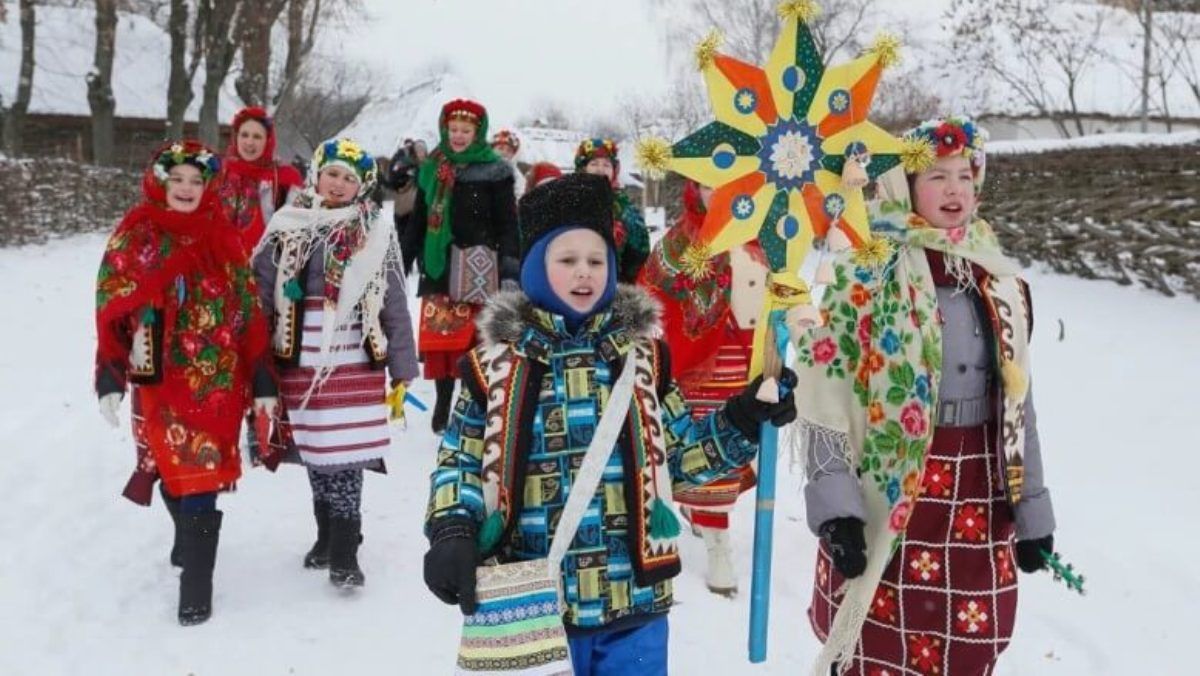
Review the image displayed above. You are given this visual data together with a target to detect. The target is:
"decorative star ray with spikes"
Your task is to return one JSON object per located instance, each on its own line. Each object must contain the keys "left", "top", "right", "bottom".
{"left": 640, "top": 2, "right": 903, "bottom": 282}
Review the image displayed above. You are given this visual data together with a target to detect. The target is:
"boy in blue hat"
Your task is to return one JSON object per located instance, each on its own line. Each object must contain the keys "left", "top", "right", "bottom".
{"left": 422, "top": 172, "right": 796, "bottom": 674}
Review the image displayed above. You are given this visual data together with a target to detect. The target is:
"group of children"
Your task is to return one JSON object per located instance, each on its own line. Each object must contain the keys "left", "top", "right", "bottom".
{"left": 94, "top": 97, "right": 1058, "bottom": 674}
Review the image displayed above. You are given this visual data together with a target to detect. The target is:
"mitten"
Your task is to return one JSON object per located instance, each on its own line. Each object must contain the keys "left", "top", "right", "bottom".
{"left": 1015, "top": 535, "right": 1053, "bottom": 573}
{"left": 820, "top": 517, "right": 867, "bottom": 579}
{"left": 424, "top": 518, "right": 480, "bottom": 615}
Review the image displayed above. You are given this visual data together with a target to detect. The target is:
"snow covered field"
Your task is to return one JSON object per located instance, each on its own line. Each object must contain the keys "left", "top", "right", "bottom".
{"left": 1, "top": 232, "right": 1196, "bottom": 675}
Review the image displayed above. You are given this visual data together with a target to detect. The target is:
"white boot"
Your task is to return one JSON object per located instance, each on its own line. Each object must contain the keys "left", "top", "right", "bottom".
{"left": 699, "top": 526, "right": 737, "bottom": 597}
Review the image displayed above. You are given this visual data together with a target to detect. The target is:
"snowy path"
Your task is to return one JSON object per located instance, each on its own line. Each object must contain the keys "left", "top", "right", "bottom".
{"left": 1, "top": 233, "right": 1196, "bottom": 674}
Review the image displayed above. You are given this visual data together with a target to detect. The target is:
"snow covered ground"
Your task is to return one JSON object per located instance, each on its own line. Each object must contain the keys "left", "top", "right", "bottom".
{"left": 1, "top": 231, "right": 1196, "bottom": 675}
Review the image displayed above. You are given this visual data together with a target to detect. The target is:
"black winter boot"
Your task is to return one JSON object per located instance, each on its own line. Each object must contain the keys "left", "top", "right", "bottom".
{"left": 303, "top": 501, "right": 332, "bottom": 569}
{"left": 177, "top": 510, "right": 222, "bottom": 626}
{"left": 432, "top": 378, "right": 455, "bottom": 434}
{"left": 328, "top": 516, "right": 365, "bottom": 588}
{"left": 160, "top": 483, "right": 183, "bottom": 568}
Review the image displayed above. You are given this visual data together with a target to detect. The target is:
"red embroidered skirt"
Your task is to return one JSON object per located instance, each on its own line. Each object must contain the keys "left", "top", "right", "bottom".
{"left": 809, "top": 424, "right": 1018, "bottom": 675}
{"left": 418, "top": 294, "right": 479, "bottom": 380}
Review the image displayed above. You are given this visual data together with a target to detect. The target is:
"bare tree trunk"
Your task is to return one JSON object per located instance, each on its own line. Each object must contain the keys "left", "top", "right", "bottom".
{"left": 284, "top": 0, "right": 307, "bottom": 84}
{"left": 234, "top": 0, "right": 286, "bottom": 106}
{"left": 273, "top": 0, "right": 321, "bottom": 107}
{"left": 198, "top": 0, "right": 242, "bottom": 147}
{"left": 3, "top": 0, "right": 36, "bottom": 156}
{"left": 1141, "top": 0, "right": 1152, "bottom": 132}
{"left": 1051, "top": 115, "right": 1071, "bottom": 139}
{"left": 87, "top": 0, "right": 118, "bottom": 166}
{"left": 1066, "top": 75, "right": 1085, "bottom": 137}
{"left": 166, "top": 0, "right": 194, "bottom": 139}
{"left": 1158, "top": 71, "right": 1173, "bottom": 132}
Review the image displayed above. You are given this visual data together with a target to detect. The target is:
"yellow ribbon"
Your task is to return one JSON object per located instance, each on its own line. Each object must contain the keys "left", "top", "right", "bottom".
{"left": 386, "top": 382, "right": 408, "bottom": 425}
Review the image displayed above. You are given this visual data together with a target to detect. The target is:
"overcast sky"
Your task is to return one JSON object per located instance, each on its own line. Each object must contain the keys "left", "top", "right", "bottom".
{"left": 352, "top": 0, "right": 674, "bottom": 126}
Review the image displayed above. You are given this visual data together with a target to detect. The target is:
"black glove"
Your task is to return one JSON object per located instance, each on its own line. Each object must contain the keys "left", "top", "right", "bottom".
{"left": 424, "top": 518, "right": 480, "bottom": 615}
{"left": 723, "top": 369, "right": 798, "bottom": 440}
{"left": 1015, "top": 535, "right": 1053, "bottom": 573}
{"left": 820, "top": 517, "right": 867, "bottom": 579}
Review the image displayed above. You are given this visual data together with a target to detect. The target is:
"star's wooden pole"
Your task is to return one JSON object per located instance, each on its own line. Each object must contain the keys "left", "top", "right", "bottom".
{"left": 749, "top": 318, "right": 785, "bottom": 663}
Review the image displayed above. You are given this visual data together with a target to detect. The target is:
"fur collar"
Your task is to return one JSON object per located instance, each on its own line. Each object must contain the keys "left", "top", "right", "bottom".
{"left": 478, "top": 284, "right": 660, "bottom": 347}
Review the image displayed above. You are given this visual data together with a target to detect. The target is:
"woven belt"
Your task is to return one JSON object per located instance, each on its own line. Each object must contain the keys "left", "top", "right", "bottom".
{"left": 936, "top": 395, "right": 991, "bottom": 427}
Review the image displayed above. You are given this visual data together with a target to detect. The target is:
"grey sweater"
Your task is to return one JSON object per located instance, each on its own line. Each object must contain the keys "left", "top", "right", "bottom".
{"left": 253, "top": 242, "right": 420, "bottom": 383}
{"left": 803, "top": 285, "right": 1056, "bottom": 541}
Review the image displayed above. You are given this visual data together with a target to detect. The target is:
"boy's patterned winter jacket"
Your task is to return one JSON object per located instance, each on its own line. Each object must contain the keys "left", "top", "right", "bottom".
{"left": 425, "top": 286, "right": 759, "bottom": 633}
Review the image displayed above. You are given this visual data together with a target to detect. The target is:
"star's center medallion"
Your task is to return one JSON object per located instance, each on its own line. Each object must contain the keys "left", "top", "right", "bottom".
{"left": 757, "top": 119, "right": 824, "bottom": 192}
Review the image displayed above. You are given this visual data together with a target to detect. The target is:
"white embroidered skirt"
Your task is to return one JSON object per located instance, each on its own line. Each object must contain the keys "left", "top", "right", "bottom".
{"left": 279, "top": 297, "right": 390, "bottom": 471}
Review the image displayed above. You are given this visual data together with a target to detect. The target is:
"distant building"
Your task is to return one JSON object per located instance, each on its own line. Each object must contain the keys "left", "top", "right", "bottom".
{"left": 977, "top": 113, "right": 1200, "bottom": 141}
{"left": 0, "top": 5, "right": 239, "bottom": 168}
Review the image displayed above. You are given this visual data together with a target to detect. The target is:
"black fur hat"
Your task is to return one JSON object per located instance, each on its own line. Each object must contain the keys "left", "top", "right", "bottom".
{"left": 517, "top": 172, "right": 615, "bottom": 264}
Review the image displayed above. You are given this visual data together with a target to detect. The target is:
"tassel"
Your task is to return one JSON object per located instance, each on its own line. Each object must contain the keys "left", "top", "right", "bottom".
{"left": 840, "top": 158, "right": 868, "bottom": 189}
{"left": 694, "top": 29, "right": 723, "bottom": 71}
{"left": 1000, "top": 359, "right": 1028, "bottom": 401}
{"left": 827, "top": 227, "right": 853, "bottom": 253}
{"left": 648, "top": 498, "right": 681, "bottom": 539}
{"left": 477, "top": 511, "right": 505, "bottom": 553}
{"left": 756, "top": 376, "right": 780, "bottom": 403}
{"left": 865, "top": 32, "right": 902, "bottom": 69}
{"left": 777, "top": 0, "right": 822, "bottom": 23}
{"left": 284, "top": 277, "right": 304, "bottom": 301}
{"left": 815, "top": 255, "right": 836, "bottom": 285}
{"left": 634, "top": 137, "right": 674, "bottom": 181}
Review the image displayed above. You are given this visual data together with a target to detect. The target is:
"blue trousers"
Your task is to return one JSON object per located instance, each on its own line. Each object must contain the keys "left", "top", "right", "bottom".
{"left": 567, "top": 616, "right": 669, "bottom": 676}
{"left": 179, "top": 493, "right": 217, "bottom": 514}
{"left": 159, "top": 481, "right": 217, "bottom": 514}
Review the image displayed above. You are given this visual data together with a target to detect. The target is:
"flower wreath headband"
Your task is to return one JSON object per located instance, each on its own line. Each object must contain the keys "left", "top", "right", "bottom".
{"left": 899, "top": 116, "right": 989, "bottom": 192}
{"left": 152, "top": 142, "right": 221, "bottom": 184}
{"left": 312, "top": 137, "right": 378, "bottom": 187}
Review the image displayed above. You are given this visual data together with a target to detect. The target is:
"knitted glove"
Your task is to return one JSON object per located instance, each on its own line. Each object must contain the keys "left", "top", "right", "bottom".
{"left": 424, "top": 518, "right": 480, "bottom": 615}
{"left": 723, "top": 369, "right": 798, "bottom": 441}
{"left": 99, "top": 392, "right": 123, "bottom": 429}
{"left": 820, "top": 517, "right": 867, "bottom": 579}
{"left": 1015, "top": 535, "right": 1053, "bottom": 573}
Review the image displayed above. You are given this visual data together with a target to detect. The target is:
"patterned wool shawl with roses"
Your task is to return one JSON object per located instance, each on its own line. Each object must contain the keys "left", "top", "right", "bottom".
{"left": 794, "top": 217, "right": 1029, "bottom": 674}
{"left": 96, "top": 202, "right": 268, "bottom": 450}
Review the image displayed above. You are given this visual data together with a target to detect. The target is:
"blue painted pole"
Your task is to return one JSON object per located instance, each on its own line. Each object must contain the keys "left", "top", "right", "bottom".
{"left": 748, "top": 419, "right": 779, "bottom": 663}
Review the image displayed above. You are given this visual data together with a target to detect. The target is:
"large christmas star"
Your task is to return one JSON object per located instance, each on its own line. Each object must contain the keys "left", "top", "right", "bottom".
{"left": 641, "top": 2, "right": 903, "bottom": 277}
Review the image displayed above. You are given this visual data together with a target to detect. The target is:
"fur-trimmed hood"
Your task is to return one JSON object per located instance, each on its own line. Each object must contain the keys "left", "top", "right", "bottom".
{"left": 478, "top": 284, "right": 661, "bottom": 347}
